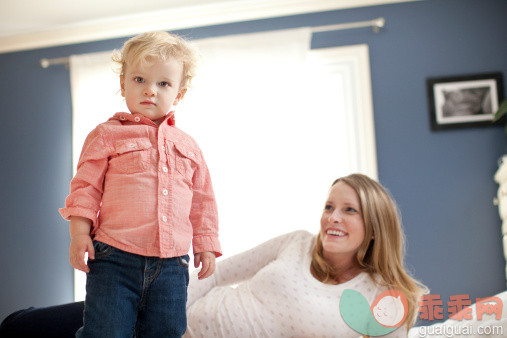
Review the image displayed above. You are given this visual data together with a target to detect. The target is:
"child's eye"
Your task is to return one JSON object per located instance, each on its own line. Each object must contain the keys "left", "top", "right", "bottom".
{"left": 324, "top": 204, "right": 333, "bottom": 211}
{"left": 134, "top": 77, "right": 144, "bottom": 83}
{"left": 158, "top": 81, "right": 170, "bottom": 87}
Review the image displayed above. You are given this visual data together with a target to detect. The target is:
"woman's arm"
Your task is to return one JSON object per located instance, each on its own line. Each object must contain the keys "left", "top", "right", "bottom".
{"left": 187, "top": 231, "right": 303, "bottom": 308}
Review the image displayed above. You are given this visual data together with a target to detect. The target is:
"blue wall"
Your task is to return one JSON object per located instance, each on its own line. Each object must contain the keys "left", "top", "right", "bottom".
{"left": 1, "top": 0, "right": 506, "bottom": 325}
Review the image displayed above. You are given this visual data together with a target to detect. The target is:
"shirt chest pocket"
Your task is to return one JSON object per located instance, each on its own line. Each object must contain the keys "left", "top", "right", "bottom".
{"left": 171, "top": 142, "right": 198, "bottom": 183}
{"left": 109, "top": 139, "right": 152, "bottom": 174}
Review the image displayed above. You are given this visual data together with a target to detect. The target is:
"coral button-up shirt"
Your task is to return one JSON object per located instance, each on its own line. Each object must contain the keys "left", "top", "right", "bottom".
{"left": 59, "top": 112, "right": 221, "bottom": 258}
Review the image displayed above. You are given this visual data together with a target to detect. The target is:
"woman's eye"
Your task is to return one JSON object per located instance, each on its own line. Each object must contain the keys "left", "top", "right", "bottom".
{"left": 346, "top": 207, "right": 358, "bottom": 213}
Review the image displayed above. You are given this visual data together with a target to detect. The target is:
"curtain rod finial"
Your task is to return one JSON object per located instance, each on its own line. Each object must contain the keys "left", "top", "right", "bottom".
{"left": 373, "top": 17, "right": 385, "bottom": 33}
{"left": 40, "top": 58, "right": 50, "bottom": 68}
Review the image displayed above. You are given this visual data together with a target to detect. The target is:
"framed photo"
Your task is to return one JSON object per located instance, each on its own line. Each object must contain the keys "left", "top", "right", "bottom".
{"left": 427, "top": 72, "right": 504, "bottom": 130}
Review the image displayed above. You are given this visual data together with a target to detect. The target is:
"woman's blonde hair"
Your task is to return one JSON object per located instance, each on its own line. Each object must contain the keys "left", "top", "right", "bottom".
{"left": 112, "top": 31, "right": 199, "bottom": 91}
{"left": 311, "top": 173, "right": 427, "bottom": 331}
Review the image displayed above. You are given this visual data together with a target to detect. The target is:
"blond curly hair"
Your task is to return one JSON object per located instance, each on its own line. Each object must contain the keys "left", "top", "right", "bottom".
{"left": 112, "top": 31, "right": 199, "bottom": 91}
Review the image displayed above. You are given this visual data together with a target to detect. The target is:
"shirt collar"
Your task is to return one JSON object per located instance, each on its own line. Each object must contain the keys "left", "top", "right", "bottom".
{"left": 110, "top": 112, "right": 175, "bottom": 127}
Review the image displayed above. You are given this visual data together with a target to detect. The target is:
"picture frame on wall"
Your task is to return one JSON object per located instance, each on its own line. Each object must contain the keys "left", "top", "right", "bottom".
{"left": 427, "top": 72, "right": 504, "bottom": 130}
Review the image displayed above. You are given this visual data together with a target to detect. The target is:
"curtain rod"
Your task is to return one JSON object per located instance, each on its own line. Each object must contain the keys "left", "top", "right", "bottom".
{"left": 40, "top": 17, "right": 385, "bottom": 69}
{"left": 40, "top": 56, "right": 69, "bottom": 68}
{"left": 312, "top": 17, "right": 385, "bottom": 33}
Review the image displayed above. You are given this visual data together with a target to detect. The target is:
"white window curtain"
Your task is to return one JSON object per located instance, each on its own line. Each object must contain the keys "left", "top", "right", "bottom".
{"left": 69, "top": 29, "right": 377, "bottom": 301}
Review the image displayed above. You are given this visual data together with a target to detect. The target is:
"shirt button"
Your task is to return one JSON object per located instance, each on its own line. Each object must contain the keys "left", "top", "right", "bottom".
{"left": 188, "top": 151, "right": 195, "bottom": 157}
{"left": 162, "top": 167, "right": 168, "bottom": 172}
{"left": 162, "top": 189, "right": 168, "bottom": 196}
{"left": 161, "top": 146, "right": 166, "bottom": 152}
{"left": 162, "top": 216, "right": 168, "bottom": 222}
{"left": 120, "top": 116, "right": 126, "bottom": 120}
{"left": 134, "top": 116, "right": 141, "bottom": 122}
{"left": 129, "top": 143, "right": 135, "bottom": 148}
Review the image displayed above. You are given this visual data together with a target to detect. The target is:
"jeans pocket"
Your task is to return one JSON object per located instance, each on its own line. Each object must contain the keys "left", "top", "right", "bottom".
{"left": 177, "top": 255, "right": 190, "bottom": 268}
{"left": 92, "top": 241, "right": 114, "bottom": 258}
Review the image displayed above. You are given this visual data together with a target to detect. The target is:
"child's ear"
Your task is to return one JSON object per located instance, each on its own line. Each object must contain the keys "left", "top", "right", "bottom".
{"left": 173, "top": 88, "right": 187, "bottom": 105}
{"left": 119, "top": 75, "right": 126, "bottom": 97}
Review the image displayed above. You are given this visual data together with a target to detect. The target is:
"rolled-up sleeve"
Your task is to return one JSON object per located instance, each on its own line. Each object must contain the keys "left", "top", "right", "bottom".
{"left": 59, "top": 126, "right": 110, "bottom": 227}
{"left": 190, "top": 150, "right": 222, "bottom": 257}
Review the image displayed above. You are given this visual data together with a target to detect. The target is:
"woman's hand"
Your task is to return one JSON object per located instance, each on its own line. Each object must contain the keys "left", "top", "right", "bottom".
{"left": 194, "top": 251, "right": 216, "bottom": 280}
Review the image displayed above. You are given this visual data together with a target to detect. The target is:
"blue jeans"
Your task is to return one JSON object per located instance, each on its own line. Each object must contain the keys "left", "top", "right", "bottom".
{"left": 76, "top": 241, "right": 189, "bottom": 338}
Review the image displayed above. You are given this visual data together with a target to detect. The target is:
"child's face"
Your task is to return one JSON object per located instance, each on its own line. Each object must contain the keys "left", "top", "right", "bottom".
{"left": 120, "top": 57, "right": 186, "bottom": 122}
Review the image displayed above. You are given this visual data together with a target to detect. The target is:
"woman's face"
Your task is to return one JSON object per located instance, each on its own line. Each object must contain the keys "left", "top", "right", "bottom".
{"left": 320, "top": 181, "right": 366, "bottom": 263}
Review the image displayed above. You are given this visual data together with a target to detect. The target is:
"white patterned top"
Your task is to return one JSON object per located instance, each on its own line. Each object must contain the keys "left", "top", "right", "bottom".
{"left": 185, "top": 230, "right": 408, "bottom": 337}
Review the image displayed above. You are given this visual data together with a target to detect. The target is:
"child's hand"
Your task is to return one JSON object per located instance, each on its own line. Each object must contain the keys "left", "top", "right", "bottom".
{"left": 194, "top": 251, "right": 216, "bottom": 280}
{"left": 69, "top": 234, "right": 95, "bottom": 273}
{"left": 69, "top": 216, "right": 94, "bottom": 273}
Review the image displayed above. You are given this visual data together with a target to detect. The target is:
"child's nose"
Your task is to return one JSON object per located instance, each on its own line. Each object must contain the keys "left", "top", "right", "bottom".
{"left": 144, "top": 84, "right": 156, "bottom": 96}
